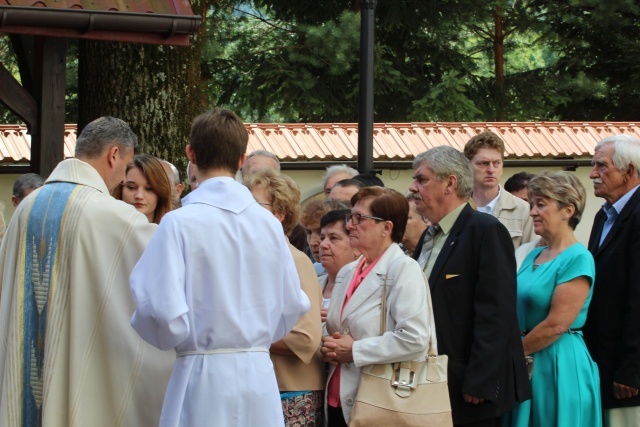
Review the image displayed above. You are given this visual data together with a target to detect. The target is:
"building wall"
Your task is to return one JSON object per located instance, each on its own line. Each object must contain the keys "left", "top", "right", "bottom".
{"left": 283, "top": 162, "right": 600, "bottom": 246}
{"left": 2, "top": 163, "right": 601, "bottom": 245}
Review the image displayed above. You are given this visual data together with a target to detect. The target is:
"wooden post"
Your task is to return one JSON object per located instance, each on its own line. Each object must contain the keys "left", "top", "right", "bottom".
{"left": 31, "top": 37, "right": 68, "bottom": 178}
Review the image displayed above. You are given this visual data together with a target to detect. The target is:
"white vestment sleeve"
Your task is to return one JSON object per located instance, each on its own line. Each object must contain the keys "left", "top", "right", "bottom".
{"left": 130, "top": 215, "right": 190, "bottom": 350}
{"left": 271, "top": 234, "right": 310, "bottom": 343}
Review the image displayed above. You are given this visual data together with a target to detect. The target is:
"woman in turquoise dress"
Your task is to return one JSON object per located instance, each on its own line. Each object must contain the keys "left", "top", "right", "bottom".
{"left": 504, "top": 171, "right": 602, "bottom": 427}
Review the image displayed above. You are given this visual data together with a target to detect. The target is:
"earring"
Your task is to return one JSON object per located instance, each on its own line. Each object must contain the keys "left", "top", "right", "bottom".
{"left": 562, "top": 216, "right": 567, "bottom": 221}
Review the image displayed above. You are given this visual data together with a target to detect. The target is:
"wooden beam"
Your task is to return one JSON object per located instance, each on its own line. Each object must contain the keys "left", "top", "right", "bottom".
{"left": 30, "top": 37, "right": 68, "bottom": 177}
{"left": 10, "top": 34, "right": 35, "bottom": 94}
{"left": 0, "top": 63, "right": 38, "bottom": 128}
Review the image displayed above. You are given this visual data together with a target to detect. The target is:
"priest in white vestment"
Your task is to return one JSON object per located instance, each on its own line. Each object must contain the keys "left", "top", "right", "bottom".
{"left": 130, "top": 108, "right": 310, "bottom": 427}
{"left": 0, "top": 117, "right": 174, "bottom": 427}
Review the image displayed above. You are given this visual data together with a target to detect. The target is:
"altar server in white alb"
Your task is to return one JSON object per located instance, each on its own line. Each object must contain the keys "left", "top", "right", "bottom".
{"left": 0, "top": 116, "right": 174, "bottom": 427}
{"left": 130, "top": 108, "right": 310, "bottom": 427}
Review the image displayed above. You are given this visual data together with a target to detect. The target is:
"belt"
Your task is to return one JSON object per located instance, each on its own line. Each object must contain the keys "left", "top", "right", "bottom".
{"left": 176, "top": 347, "right": 269, "bottom": 358}
{"left": 521, "top": 328, "right": 582, "bottom": 337}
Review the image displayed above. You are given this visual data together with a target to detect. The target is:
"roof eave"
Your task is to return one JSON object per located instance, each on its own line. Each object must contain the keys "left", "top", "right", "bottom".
{"left": 0, "top": 6, "right": 201, "bottom": 46}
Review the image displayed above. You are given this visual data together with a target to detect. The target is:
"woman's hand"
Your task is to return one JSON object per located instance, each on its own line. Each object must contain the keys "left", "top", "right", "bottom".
{"left": 321, "top": 332, "right": 355, "bottom": 365}
{"left": 320, "top": 307, "right": 329, "bottom": 323}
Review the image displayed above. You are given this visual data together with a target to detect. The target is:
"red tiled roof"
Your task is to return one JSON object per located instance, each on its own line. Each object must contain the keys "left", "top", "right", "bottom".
{"left": 2, "top": 122, "right": 639, "bottom": 165}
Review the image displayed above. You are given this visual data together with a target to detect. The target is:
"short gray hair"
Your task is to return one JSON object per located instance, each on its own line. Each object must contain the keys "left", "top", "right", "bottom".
{"left": 413, "top": 146, "right": 473, "bottom": 199}
{"left": 163, "top": 160, "right": 181, "bottom": 185}
{"left": 322, "top": 164, "right": 358, "bottom": 188}
{"left": 596, "top": 134, "right": 640, "bottom": 179}
{"left": 245, "top": 150, "right": 280, "bottom": 171}
{"left": 74, "top": 116, "right": 138, "bottom": 159}
{"left": 13, "top": 173, "right": 44, "bottom": 198}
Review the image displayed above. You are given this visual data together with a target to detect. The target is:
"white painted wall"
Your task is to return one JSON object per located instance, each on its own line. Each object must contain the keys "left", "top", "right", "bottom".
{"left": 283, "top": 162, "right": 601, "bottom": 246}
{"left": 2, "top": 162, "right": 602, "bottom": 245}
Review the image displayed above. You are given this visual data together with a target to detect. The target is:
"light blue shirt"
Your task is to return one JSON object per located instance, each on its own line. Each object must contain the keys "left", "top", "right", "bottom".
{"left": 600, "top": 184, "right": 640, "bottom": 245}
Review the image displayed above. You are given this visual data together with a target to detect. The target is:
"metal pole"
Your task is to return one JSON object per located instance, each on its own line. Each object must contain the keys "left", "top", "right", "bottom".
{"left": 357, "top": 0, "right": 377, "bottom": 174}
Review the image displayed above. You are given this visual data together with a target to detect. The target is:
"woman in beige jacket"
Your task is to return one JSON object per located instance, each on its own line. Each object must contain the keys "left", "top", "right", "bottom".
{"left": 245, "top": 169, "right": 325, "bottom": 426}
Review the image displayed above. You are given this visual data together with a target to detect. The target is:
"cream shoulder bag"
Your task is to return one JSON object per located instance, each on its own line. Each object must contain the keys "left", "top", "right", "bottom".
{"left": 349, "top": 267, "right": 453, "bottom": 427}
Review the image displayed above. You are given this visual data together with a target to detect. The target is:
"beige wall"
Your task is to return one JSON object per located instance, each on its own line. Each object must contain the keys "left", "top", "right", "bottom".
{"left": 2, "top": 163, "right": 601, "bottom": 245}
{"left": 284, "top": 161, "right": 601, "bottom": 246}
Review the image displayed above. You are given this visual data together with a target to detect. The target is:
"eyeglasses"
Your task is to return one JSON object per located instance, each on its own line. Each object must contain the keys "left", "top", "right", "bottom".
{"left": 346, "top": 212, "right": 386, "bottom": 225}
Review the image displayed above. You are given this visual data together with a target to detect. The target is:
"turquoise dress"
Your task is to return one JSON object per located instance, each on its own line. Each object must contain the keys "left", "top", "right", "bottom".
{"left": 504, "top": 243, "right": 602, "bottom": 427}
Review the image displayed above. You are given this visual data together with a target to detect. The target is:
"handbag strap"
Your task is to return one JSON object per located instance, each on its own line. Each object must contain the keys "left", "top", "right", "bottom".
{"left": 379, "top": 257, "right": 400, "bottom": 335}
{"left": 379, "top": 269, "right": 388, "bottom": 336}
{"left": 379, "top": 256, "right": 440, "bottom": 358}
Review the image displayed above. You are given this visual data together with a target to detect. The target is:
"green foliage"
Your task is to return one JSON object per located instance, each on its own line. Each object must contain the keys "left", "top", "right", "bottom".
{"left": 409, "top": 71, "right": 482, "bottom": 122}
{"left": 203, "top": 5, "right": 361, "bottom": 121}
{"left": 3, "top": 0, "right": 640, "bottom": 127}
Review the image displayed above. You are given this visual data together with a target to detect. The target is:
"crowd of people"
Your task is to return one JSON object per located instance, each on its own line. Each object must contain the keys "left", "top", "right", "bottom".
{"left": 0, "top": 111, "right": 639, "bottom": 427}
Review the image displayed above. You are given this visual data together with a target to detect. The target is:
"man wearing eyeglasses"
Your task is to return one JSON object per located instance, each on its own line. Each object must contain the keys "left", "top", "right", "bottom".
{"left": 409, "top": 146, "right": 530, "bottom": 427}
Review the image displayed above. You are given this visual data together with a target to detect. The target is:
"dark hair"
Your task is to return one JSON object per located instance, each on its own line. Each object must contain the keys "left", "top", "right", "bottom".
{"left": 116, "top": 154, "right": 173, "bottom": 224}
{"left": 75, "top": 116, "right": 138, "bottom": 159}
{"left": 353, "top": 172, "right": 384, "bottom": 187}
{"left": 464, "top": 130, "right": 505, "bottom": 160}
{"left": 351, "top": 186, "right": 408, "bottom": 243}
{"left": 189, "top": 108, "right": 248, "bottom": 174}
{"left": 320, "top": 209, "right": 351, "bottom": 231}
{"left": 13, "top": 173, "right": 44, "bottom": 198}
{"left": 504, "top": 171, "right": 535, "bottom": 193}
{"left": 332, "top": 178, "right": 364, "bottom": 190}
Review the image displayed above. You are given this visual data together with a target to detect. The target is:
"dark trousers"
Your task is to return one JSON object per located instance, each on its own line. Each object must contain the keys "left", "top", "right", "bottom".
{"left": 457, "top": 417, "right": 503, "bottom": 427}
{"left": 327, "top": 405, "right": 348, "bottom": 427}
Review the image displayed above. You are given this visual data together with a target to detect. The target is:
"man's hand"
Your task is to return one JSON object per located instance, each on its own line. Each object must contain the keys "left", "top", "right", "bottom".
{"left": 613, "top": 382, "right": 639, "bottom": 399}
{"left": 320, "top": 307, "right": 328, "bottom": 323}
{"left": 463, "top": 394, "right": 485, "bottom": 405}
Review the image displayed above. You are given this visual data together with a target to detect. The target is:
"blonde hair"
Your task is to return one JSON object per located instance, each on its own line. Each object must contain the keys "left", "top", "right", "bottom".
{"left": 244, "top": 169, "right": 301, "bottom": 235}
{"left": 528, "top": 171, "right": 586, "bottom": 230}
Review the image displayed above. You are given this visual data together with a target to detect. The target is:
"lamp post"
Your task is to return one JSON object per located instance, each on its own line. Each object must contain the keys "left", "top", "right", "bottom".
{"left": 357, "top": 0, "right": 377, "bottom": 175}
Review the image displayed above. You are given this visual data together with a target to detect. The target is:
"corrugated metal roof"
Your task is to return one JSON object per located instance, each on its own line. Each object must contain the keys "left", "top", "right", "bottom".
{"left": 2, "top": 122, "right": 639, "bottom": 165}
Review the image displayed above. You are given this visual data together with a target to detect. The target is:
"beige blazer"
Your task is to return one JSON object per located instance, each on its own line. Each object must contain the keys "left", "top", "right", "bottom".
{"left": 271, "top": 243, "right": 325, "bottom": 391}
{"left": 325, "top": 243, "right": 432, "bottom": 422}
{"left": 493, "top": 190, "right": 538, "bottom": 249}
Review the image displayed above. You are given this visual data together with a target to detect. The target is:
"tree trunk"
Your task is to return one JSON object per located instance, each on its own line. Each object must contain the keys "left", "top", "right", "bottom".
{"left": 77, "top": 0, "right": 207, "bottom": 177}
{"left": 494, "top": 4, "right": 506, "bottom": 121}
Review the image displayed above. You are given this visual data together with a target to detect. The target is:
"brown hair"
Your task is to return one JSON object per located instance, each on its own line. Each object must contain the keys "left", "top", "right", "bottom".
{"left": 189, "top": 108, "right": 248, "bottom": 174}
{"left": 300, "top": 199, "right": 348, "bottom": 230}
{"left": 463, "top": 130, "right": 505, "bottom": 160}
{"left": 243, "top": 169, "right": 301, "bottom": 235}
{"left": 115, "top": 154, "right": 173, "bottom": 224}
{"left": 351, "top": 186, "right": 409, "bottom": 243}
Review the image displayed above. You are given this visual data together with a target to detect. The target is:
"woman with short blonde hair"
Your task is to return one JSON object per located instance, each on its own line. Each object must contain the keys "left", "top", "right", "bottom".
{"left": 505, "top": 171, "right": 601, "bottom": 427}
{"left": 244, "top": 169, "right": 326, "bottom": 426}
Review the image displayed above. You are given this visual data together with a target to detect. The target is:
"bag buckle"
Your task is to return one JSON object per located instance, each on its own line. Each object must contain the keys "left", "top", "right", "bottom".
{"left": 392, "top": 368, "right": 416, "bottom": 388}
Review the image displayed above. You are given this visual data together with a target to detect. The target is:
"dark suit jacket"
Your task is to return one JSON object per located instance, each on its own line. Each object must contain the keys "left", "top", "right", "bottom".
{"left": 584, "top": 186, "right": 640, "bottom": 409}
{"left": 412, "top": 203, "right": 531, "bottom": 425}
